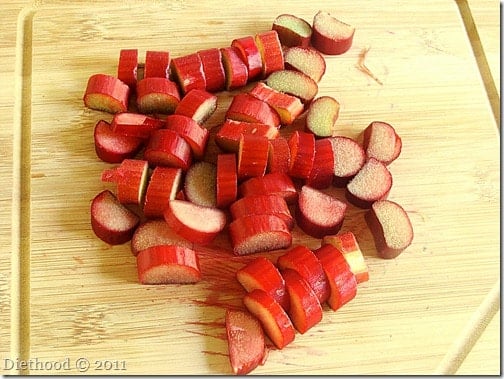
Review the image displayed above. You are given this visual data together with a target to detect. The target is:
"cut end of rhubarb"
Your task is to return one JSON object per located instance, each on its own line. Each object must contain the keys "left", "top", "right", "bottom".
{"left": 363, "top": 121, "right": 402, "bottom": 165}
{"left": 184, "top": 161, "right": 217, "bottom": 207}
{"left": 306, "top": 96, "right": 340, "bottom": 137}
{"left": 272, "top": 13, "right": 312, "bottom": 48}
{"left": 283, "top": 46, "right": 326, "bottom": 83}
{"left": 311, "top": 10, "right": 355, "bottom": 55}
{"left": 131, "top": 219, "right": 192, "bottom": 256}
{"left": 329, "top": 136, "right": 366, "bottom": 186}
{"left": 265, "top": 69, "right": 318, "bottom": 104}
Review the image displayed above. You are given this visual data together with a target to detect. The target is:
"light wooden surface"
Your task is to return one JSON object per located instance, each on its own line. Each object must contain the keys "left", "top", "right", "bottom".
{"left": 1, "top": 0, "right": 500, "bottom": 375}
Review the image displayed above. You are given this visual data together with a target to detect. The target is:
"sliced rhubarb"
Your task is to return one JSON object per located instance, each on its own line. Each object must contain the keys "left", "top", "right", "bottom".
{"left": 314, "top": 244, "right": 357, "bottom": 311}
{"left": 170, "top": 53, "right": 206, "bottom": 95}
{"left": 143, "top": 129, "right": 193, "bottom": 170}
{"left": 117, "top": 49, "right": 138, "bottom": 88}
{"left": 288, "top": 130, "right": 315, "bottom": 179}
{"left": 174, "top": 89, "right": 218, "bottom": 124}
{"left": 362, "top": 121, "right": 402, "bottom": 165}
{"left": 305, "top": 96, "right": 340, "bottom": 137}
{"left": 283, "top": 46, "right": 326, "bottom": 83}
{"left": 277, "top": 245, "right": 329, "bottom": 304}
{"left": 281, "top": 268, "right": 323, "bottom": 334}
{"left": 267, "top": 137, "right": 291, "bottom": 175}
{"left": 272, "top": 14, "right": 312, "bottom": 48}
{"left": 365, "top": 199, "right": 414, "bottom": 259}
{"left": 136, "top": 245, "right": 202, "bottom": 284}
{"left": 163, "top": 199, "right": 227, "bottom": 245}
{"left": 197, "top": 47, "right": 226, "bottom": 92}
{"left": 239, "top": 172, "right": 298, "bottom": 204}
{"left": 143, "top": 166, "right": 182, "bottom": 219}
{"left": 91, "top": 190, "right": 140, "bottom": 245}
{"left": 311, "top": 10, "right": 355, "bottom": 55}
{"left": 165, "top": 114, "right": 210, "bottom": 159}
{"left": 216, "top": 153, "right": 238, "bottom": 208}
{"left": 306, "top": 138, "right": 335, "bottom": 189}
{"left": 136, "top": 77, "right": 181, "bottom": 114}
{"left": 346, "top": 158, "right": 393, "bottom": 208}
{"left": 221, "top": 46, "right": 249, "bottom": 90}
{"left": 255, "top": 30, "right": 284, "bottom": 78}
{"left": 236, "top": 256, "right": 289, "bottom": 311}
{"left": 230, "top": 194, "right": 294, "bottom": 230}
{"left": 242, "top": 289, "right": 296, "bottom": 349}
{"left": 237, "top": 134, "right": 270, "bottom": 179}
{"left": 83, "top": 74, "right": 130, "bottom": 114}
{"left": 215, "top": 119, "right": 279, "bottom": 153}
{"left": 101, "top": 159, "right": 149, "bottom": 205}
{"left": 143, "top": 50, "right": 170, "bottom": 79}
{"left": 93, "top": 119, "right": 143, "bottom": 163}
{"left": 225, "top": 309, "right": 266, "bottom": 375}
{"left": 184, "top": 161, "right": 217, "bottom": 207}
{"left": 110, "top": 112, "right": 165, "bottom": 139}
{"left": 329, "top": 136, "right": 366, "bottom": 187}
{"left": 265, "top": 69, "right": 318, "bottom": 104}
{"left": 231, "top": 36, "right": 263, "bottom": 81}
{"left": 229, "top": 214, "right": 292, "bottom": 256}
{"left": 226, "top": 93, "right": 281, "bottom": 129}
{"left": 131, "top": 219, "right": 193, "bottom": 256}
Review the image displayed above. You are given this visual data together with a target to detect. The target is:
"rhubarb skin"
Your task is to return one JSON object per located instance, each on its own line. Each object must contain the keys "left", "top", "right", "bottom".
{"left": 284, "top": 46, "right": 326, "bottom": 83}
{"left": 272, "top": 13, "right": 312, "bottom": 48}
{"left": 226, "top": 93, "right": 281, "bottom": 129}
{"left": 230, "top": 194, "right": 294, "bottom": 230}
{"left": 215, "top": 119, "right": 279, "bottom": 153}
{"left": 255, "top": 30, "right": 284, "bottom": 78}
{"left": 131, "top": 219, "right": 193, "bottom": 256}
{"left": 117, "top": 49, "right": 138, "bottom": 88}
{"left": 93, "top": 119, "right": 143, "bottom": 163}
{"left": 143, "top": 166, "right": 182, "bottom": 219}
{"left": 311, "top": 10, "right": 355, "bottom": 55}
{"left": 91, "top": 190, "right": 140, "bottom": 245}
{"left": 170, "top": 53, "right": 206, "bottom": 95}
{"left": 277, "top": 245, "right": 330, "bottom": 304}
{"left": 267, "top": 137, "right": 291, "bottom": 175}
{"left": 281, "top": 268, "right": 323, "bottom": 334}
{"left": 239, "top": 172, "right": 298, "bottom": 204}
{"left": 306, "top": 138, "right": 335, "bottom": 189}
{"left": 243, "top": 289, "right": 296, "bottom": 349}
{"left": 197, "top": 48, "right": 226, "bottom": 92}
{"left": 221, "top": 46, "right": 249, "bottom": 91}
{"left": 174, "top": 89, "right": 218, "bottom": 124}
{"left": 111, "top": 112, "right": 165, "bottom": 140}
{"left": 143, "top": 50, "right": 170, "bottom": 79}
{"left": 314, "top": 244, "right": 357, "bottom": 311}
{"left": 216, "top": 153, "right": 238, "bottom": 208}
{"left": 136, "top": 245, "right": 202, "bottom": 284}
{"left": 237, "top": 134, "right": 270, "bottom": 180}
{"left": 83, "top": 74, "right": 130, "bottom": 114}
{"left": 136, "top": 77, "right": 181, "bottom": 114}
{"left": 225, "top": 309, "right": 266, "bottom": 375}
{"left": 228, "top": 214, "right": 292, "bottom": 256}
{"left": 143, "top": 129, "right": 193, "bottom": 170}
{"left": 101, "top": 159, "right": 149, "bottom": 205}
{"left": 236, "top": 256, "right": 289, "bottom": 311}
{"left": 231, "top": 35, "right": 263, "bottom": 81}
{"left": 288, "top": 130, "right": 315, "bottom": 179}
{"left": 165, "top": 114, "right": 210, "bottom": 159}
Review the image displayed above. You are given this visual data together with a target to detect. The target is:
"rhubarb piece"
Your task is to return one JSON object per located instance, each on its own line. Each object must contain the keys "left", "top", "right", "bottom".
{"left": 83, "top": 74, "right": 130, "bottom": 114}
{"left": 215, "top": 119, "right": 279, "bottom": 153}
{"left": 231, "top": 36, "right": 263, "bottom": 81}
{"left": 283, "top": 46, "right": 326, "bottom": 83}
{"left": 229, "top": 214, "right": 292, "bottom": 255}
{"left": 110, "top": 112, "right": 165, "bottom": 139}
{"left": 184, "top": 161, "right": 217, "bottom": 207}
{"left": 267, "top": 137, "right": 291, "bottom": 174}
{"left": 197, "top": 48, "right": 226, "bottom": 92}
{"left": 346, "top": 158, "right": 393, "bottom": 208}
{"left": 249, "top": 82, "right": 304, "bottom": 125}
{"left": 255, "top": 30, "right": 284, "bottom": 78}
{"left": 230, "top": 194, "right": 294, "bottom": 230}
{"left": 281, "top": 268, "right": 323, "bottom": 334}
{"left": 143, "top": 50, "right": 170, "bottom": 79}
{"left": 101, "top": 159, "right": 149, "bottom": 205}
{"left": 277, "top": 245, "right": 329, "bottom": 304}
{"left": 136, "top": 245, "right": 202, "bottom": 284}
{"left": 163, "top": 199, "right": 227, "bottom": 245}
{"left": 117, "top": 49, "right": 138, "bottom": 88}
{"left": 236, "top": 256, "right": 289, "bottom": 310}
{"left": 226, "top": 93, "right": 281, "bottom": 128}
{"left": 143, "top": 166, "right": 182, "bottom": 219}
{"left": 216, "top": 153, "right": 238, "bottom": 208}
{"left": 322, "top": 232, "right": 369, "bottom": 283}
{"left": 296, "top": 186, "right": 347, "bottom": 238}
{"left": 93, "top": 119, "right": 143, "bottom": 163}
{"left": 329, "top": 136, "right": 366, "bottom": 187}
{"left": 314, "top": 244, "right": 357, "bottom": 311}
{"left": 143, "top": 129, "right": 193, "bottom": 170}
{"left": 136, "top": 77, "right": 181, "bottom": 114}
{"left": 311, "top": 10, "right": 355, "bottom": 55}
{"left": 174, "top": 89, "right": 218, "bottom": 124}
{"left": 362, "top": 121, "right": 402, "bottom": 165}
{"left": 225, "top": 309, "right": 266, "bottom": 375}
{"left": 165, "top": 114, "right": 210, "bottom": 159}
{"left": 170, "top": 53, "right": 206, "bottom": 95}
{"left": 237, "top": 134, "right": 270, "bottom": 179}
{"left": 265, "top": 69, "right": 318, "bottom": 104}
{"left": 306, "top": 138, "right": 334, "bottom": 189}
{"left": 243, "top": 289, "right": 296, "bottom": 349}
{"left": 305, "top": 96, "right": 340, "bottom": 137}
{"left": 288, "top": 130, "right": 315, "bottom": 179}
{"left": 91, "top": 190, "right": 140, "bottom": 245}
{"left": 272, "top": 14, "right": 312, "bottom": 48}
{"left": 239, "top": 172, "right": 297, "bottom": 204}
{"left": 365, "top": 200, "right": 414, "bottom": 259}
{"left": 221, "top": 46, "right": 249, "bottom": 90}
{"left": 131, "top": 219, "right": 192, "bottom": 256}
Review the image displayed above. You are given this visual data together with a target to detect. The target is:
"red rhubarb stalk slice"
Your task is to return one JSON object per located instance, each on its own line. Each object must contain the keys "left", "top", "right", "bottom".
{"left": 143, "top": 50, "right": 170, "bottom": 79}
{"left": 91, "top": 190, "right": 140, "bottom": 245}
{"left": 174, "top": 89, "right": 218, "bottom": 124}
{"left": 110, "top": 112, "right": 165, "bottom": 139}
{"left": 237, "top": 134, "right": 270, "bottom": 179}
{"left": 239, "top": 172, "right": 297, "bottom": 204}
{"left": 221, "top": 46, "right": 249, "bottom": 90}
{"left": 236, "top": 256, "right": 289, "bottom": 311}
{"left": 143, "top": 166, "right": 182, "bottom": 219}
{"left": 311, "top": 10, "right": 355, "bottom": 55}
{"left": 184, "top": 161, "right": 217, "bottom": 207}
{"left": 362, "top": 121, "right": 402, "bottom": 165}
{"left": 305, "top": 96, "right": 340, "bottom": 137}
{"left": 329, "top": 136, "right": 366, "bottom": 187}
{"left": 170, "top": 53, "right": 206, "bottom": 95}
{"left": 136, "top": 77, "right": 181, "bottom": 114}
{"left": 216, "top": 153, "right": 238, "bottom": 209}
{"left": 165, "top": 114, "right": 210, "bottom": 159}
{"left": 306, "top": 138, "right": 335, "bottom": 189}
{"left": 93, "top": 119, "right": 143, "bottom": 163}
{"left": 226, "top": 93, "right": 281, "bottom": 129}
{"left": 225, "top": 309, "right": 266, "bottom": 375}
{"left": 83, "top": 74, "right": 130, "bottom": 114}
{"left": 255, "top": 30, "right": 284, "bottom": 78}
{"left": 163, "top": 199, "right": 227, "bottom": 245}
{"left": 131, "top": 219, "right": 193, "bottom": 256}
{"left": 267, "top": 137, "right": 291, "bottom": 175}
{"left": 231, "top": 35, "right": 263, "bottom": 81}
{"left": 283, "top": 46, "right": 326, "bottom": 83}
{"left": 265, "top": 69, "right": 318, "bottom": 104}
{"left": 288, "top": 130, "right": 315, "bottom": 179}
{"left": 215, "top": 119, "right": 279, "bottom": 153}
{"left": 197, "top": 48, "right": 226, "bottom": 92}
{"left": 242, "top": 289, "right": 296, "bottom": 350}
{"left": 117, "top": 49, "right": 138, "bottom": 88}
{"left": 230, "top": 194, "right": 294, "bottom": 230}
{"left": 136, "top": 245, "right": 202, "bottom": 284}
{"left": 272, "top": 14, "right": 312, "bottom": 48}
{"left": 101, "top": 159, "right": 149, "bottom": 205}
{"left": 143, "top": 129, "right": 193, "bottom": 170}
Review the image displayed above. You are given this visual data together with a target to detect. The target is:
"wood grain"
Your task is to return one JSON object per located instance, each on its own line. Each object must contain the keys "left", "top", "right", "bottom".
{"left": 4, "top": 0, "right": 500, "bottom": 375}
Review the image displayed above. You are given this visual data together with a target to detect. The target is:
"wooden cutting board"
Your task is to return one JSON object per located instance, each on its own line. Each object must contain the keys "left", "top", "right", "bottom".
{"left": 7, "top": 0, "right": 499, "bottom": 375}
